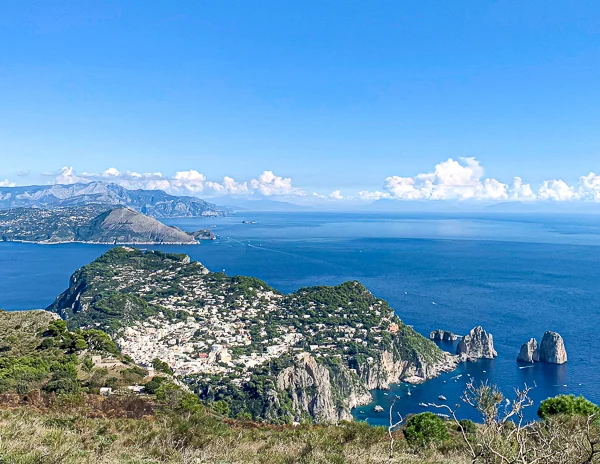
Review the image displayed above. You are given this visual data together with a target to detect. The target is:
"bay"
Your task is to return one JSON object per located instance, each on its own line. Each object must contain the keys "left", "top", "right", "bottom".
{"left": 1, "top": 211, "right": 600, "bottom": 424}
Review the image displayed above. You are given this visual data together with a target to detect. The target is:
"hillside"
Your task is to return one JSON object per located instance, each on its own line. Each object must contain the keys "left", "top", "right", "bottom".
{"left": 0, "top": 181, "right": 229, "bottom": 217}
{"left": 47, "top": 247, "right": 456, "bottom": 423}
{"left": 0, "top": 205, "right": 215, "bottom": 244}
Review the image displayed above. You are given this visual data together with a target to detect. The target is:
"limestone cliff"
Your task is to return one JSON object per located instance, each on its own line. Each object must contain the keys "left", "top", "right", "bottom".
{"left": 539, "top": 331, "right": 568, "bottom": 364}
{"left": 456, "top": 326, "right": 497, "bottom": 362}
{"left": 430, "top": 329, "right": 458, "bottom": 341}
{"left": 276, "top": 353, "right": 372, "bottom": 422}
{"left": 517, "top": 338, "right": 539, "bottom": 363}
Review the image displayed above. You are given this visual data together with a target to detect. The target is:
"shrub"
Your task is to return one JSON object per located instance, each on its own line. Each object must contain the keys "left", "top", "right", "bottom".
{"left": 403, "top": 412, "right": 449, "bottom": 447}
{"left": 458, "top": 419, "right": 477, "bottom": 435}
{"left": 538, "top": 394, "right": 600, "bottom": 420}
{"left": 212, "top": 400, "right": 230, "bottom": 417}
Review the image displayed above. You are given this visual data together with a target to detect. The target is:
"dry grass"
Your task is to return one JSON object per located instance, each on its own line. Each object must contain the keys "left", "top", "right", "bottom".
{"left": 0, "top": 408, "right": 470, "bottom": 464}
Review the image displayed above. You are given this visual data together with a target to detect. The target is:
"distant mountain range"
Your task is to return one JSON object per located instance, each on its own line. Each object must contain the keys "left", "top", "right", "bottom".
{"left": 368, "top": 199, "right": 600, "bottom": 214}
{"left": 0, "top": 182, "right": 230, "bottom": 218}
{"left": 209, "top": 195, "right": 312, "bottom": 212}
{"left": 0, "top": 205, "right": 215, "bottom": 244}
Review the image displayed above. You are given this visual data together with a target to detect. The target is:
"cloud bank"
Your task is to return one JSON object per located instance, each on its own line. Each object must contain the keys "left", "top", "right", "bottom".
{"left": 41, "top": 158, "right": 600, "bottom": 203}
{"left": 360, "top": 157, "right": 600, "bottom": 203}
{"left": 53, "top": 167, "right": 305, "bottom": 197}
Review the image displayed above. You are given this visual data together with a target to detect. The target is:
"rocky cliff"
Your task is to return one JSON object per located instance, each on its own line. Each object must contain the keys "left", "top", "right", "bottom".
{"left": 456, "top": 326, "right": 497, "bottom": 361}
{"left": 276, "top": 353, "right": 372, "bottom": 422}
{"left": 539, "top": 331, "right": 568, "bottom": 364}
{"left": 429, "top": 329, "right": 458, "bottom": 341}
{"left": 517, "top": 338, "right": 539, "bottom": 363}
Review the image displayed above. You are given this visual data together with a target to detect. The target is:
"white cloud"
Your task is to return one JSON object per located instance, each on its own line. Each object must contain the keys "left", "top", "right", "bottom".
{"left": 49, "top": 167, "right": 304, "bottom": 197}
{"left": 170, "top": 170, "right": 206, "bottom": 193}
{"left": 362, "top": 157, "right": 587, "bottom": 203}
{"left": 250, "top": 171, "right": 304, "bottom": 196}
{"left": 509, "top": 177, "right": 536, "bottom": 201}
{"left": 0, "top": 179, "right": 16, "bottom": 187}
{"left": 537, "top": 179, "right": 579, "bottom": 201}
{"left": 40, "top": 160, "right": 600, "bottom": 204}
{"left": 206, "top": 176, "right": 250, "bottom": 195}
{"left": 578, "top": 172, "right": 600, "bottom": 202}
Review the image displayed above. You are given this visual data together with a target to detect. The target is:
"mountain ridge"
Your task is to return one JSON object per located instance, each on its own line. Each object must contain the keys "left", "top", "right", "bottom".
{"left": 0, "top": 181, "right": 229, "bottom": 218}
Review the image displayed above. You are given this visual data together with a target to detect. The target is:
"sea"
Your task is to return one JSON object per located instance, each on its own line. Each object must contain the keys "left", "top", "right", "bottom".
{"left": 1, "top": 211, "right": 600, "bottom": 425}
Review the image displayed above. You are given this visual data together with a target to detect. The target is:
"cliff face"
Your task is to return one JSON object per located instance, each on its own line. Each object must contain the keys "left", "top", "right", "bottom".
{"left": 539, "top": 331, "right": 568, "bottom": 364}
{"left": 517, "top": 338, "right": 539, "bottom": 363}
{"left": 456, "top": 326, "right": 497, "bottom": 362}
{"left": 430, "top": 329, "right": 458, "bottom": 341}
{"left": 276, "top": 353, "right": 372, "bottom": 422}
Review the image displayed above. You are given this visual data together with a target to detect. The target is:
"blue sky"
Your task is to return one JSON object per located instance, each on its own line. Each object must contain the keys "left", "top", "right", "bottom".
{"left": 1, "top": 1, "right": 600, "bottom": 202}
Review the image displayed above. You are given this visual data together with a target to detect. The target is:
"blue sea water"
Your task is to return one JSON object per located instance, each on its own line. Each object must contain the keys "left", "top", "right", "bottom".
{"left": 1, "top": 212, "right": 600, "bottom": 424}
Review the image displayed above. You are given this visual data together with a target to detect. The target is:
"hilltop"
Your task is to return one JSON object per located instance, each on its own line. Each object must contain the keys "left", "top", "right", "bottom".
{"left": 47, "top": 247, "right": 457, "bottom": 423}
{"left": 0, "top": 205, "right": 215, "bottom": 244}
{"left": 0, "top": 181, "right": 229, "bottom": 218}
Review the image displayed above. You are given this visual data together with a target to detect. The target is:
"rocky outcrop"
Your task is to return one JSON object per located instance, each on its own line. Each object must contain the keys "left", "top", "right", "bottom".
{"left": 276, "top": 352, "right": 372, "bottom": 423}
{"left": 539, "top": 331, "right": 568, "bottom": 364}
{"left": 517, "top": 338, "right": 539, "bottom": 363}
{"left": 456, "top": 326, "right": 497, "bottom": 362}
{"left": 359, "top": 348, "right": 458, "bottom": 389}
{"left": 429, "top": 329, "right": 458, "bottom": 341}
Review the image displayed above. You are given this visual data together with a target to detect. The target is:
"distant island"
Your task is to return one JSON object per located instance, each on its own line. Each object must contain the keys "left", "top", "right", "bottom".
{"left": 47, "top": 247, "right": 457, "bottom": 423}
{"left": 0, "top": 205, "right": 215, "bottom": 245}
{"left": 0, "top": 181, "right": 230, "bottom": 218}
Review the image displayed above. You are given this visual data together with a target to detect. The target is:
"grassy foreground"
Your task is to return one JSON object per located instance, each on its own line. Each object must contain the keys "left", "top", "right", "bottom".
{"left": 0, "top": 403, "right": 468, "bottom": 464}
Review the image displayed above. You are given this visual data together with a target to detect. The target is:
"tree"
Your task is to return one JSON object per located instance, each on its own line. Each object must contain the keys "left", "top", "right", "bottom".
{"left": 152, "top": 358, "right": 173, "bottom": 375}
{"left": 403, "top": 412, "right": 449, "bottom": 447}
{"left": 538, "top": 395, "right": 600, "bottom": 420}
{"left": 212, "top": 400, "right": 230, "bottom": 417}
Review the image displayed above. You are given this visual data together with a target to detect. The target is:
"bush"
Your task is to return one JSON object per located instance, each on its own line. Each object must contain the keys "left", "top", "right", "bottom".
{"left": 538, "top": 395, "right": 600, "bottom": 420}
{"left": 403, "top": 412, "right": 449, "bottom": 447}
{"left": 458, "top": 419, "right": 477, "bottom": 435}
{"left": 212, "top": 400, "right": 230, "bottom": 417}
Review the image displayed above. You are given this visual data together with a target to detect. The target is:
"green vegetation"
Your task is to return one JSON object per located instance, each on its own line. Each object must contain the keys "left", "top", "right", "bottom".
{"left": 538, "top": 394, "right": 600, "bottom": 420}
{"left": 403, "top": 412, "right": 449, "bottom": 446}
{"left": 0, "top": 310, "right": 146, "bottom": 395}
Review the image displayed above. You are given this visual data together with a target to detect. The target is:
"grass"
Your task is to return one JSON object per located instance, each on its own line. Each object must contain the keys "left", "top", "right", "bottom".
{"left": 0, "top": 404, "right": 471, "bottom": 464}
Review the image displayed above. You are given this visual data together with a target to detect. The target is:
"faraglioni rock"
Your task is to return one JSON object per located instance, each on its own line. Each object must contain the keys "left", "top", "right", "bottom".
{"left": 517, "top": 338, "right": 539, "bottom": 363}
{"left": 456, "top": 326, "right": 497, "bottom": 362}
{"left": 539, "top": 331, "right": 568, "bottom": 364}
{"left": 429, "top": 329, "right": 458, "bottom": 341}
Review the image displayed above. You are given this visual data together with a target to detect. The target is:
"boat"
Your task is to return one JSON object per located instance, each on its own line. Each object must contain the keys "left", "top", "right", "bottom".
{"left": 438, "top": 395, "right": 447, "bottom": 401}
{"left": 419, "top": 403, "right": 428, "bottom": 408}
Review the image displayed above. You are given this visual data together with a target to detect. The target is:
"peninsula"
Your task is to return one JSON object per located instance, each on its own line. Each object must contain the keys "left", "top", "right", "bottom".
{"left": 47, "top": 247, "right": 457, "bottom": 423}
{"left": 0, "top": 205, "right": 215, "bottom": 244}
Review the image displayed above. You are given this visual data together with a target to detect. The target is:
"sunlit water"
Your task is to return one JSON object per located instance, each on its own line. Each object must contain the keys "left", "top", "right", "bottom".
{"left": 2, "top": 212, "right": 600, "bottom": 424}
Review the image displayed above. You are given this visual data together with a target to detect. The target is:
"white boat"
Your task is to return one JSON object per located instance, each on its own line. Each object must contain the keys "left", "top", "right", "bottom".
{"left": 438, "top": 395, "right": 447, "bottom": 401}
{"left": 419, "top": 403, "right": 428, "bottom": 407}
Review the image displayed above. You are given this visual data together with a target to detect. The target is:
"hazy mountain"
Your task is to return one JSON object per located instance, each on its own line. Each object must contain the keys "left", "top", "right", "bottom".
{"left": 367, "top": 199, "right": 482, "bottom": 213}
{"left": 209, "top": 195, "right": 313, "bottom": 212}
{"left": 0, "top": 205, "right": 214, "bottom": 244}
{"left": 0, "top": 182, "right": 229, "bottom": 218}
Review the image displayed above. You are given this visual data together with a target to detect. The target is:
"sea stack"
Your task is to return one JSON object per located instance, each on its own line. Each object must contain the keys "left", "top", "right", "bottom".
{"left": 429, "top": 329, "right": 458, "bottom": 341}
{"left": 539, "top": 331, "right": 568, "bottom": 364}
{"left": 517, "top": 338, "right": 539, "bottom": 363}
{"left": 456, "top": 326, "right": 497, "bottom": 362}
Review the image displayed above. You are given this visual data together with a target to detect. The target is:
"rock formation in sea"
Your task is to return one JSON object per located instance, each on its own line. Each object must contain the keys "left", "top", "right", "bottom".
{"left": 429, "top": 329, "right": 458, "bottom": 341}
{"left": 456, "top": 326, "right": 497, "bottom": 362}
{"left": 517, "top": 338, "right": 539, "bottom": 363}
{"left": 539, "top": 331, "right": 568, "bottom": 364}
